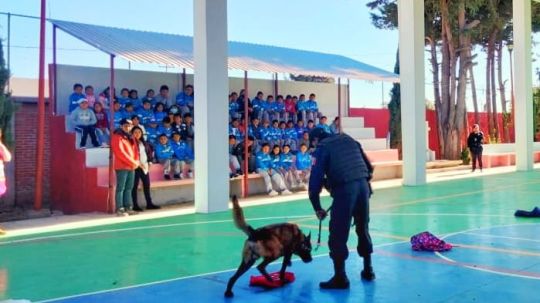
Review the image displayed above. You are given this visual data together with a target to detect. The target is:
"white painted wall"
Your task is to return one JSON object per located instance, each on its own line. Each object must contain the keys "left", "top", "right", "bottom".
{"left": 55, "top": 64, "right": 347, "bottom": 119}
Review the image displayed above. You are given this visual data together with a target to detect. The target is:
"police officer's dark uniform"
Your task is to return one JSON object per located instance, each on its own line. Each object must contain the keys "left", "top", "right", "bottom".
{"left": 467, "top": 127, "right": 484, "bottom": 172}
{"left": 308, "top": 128, "right": 375, "bottom": 289}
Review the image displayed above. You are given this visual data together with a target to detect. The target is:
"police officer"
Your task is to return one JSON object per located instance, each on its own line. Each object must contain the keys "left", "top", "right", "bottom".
{"left": 467, "top": 124, "right": 484, "bottom": 172}
{"left": 308, "top": 127, "right": 375, "bottom": 289}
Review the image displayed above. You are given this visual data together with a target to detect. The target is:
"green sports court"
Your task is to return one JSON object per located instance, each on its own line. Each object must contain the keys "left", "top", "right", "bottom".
{"left": 2, "top": 169, "right": 540, "bottom": 302}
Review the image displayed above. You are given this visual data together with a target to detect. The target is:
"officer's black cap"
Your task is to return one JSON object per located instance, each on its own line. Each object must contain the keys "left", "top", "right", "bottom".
{"left": 309, "top": 127, "right": 331, "bottom": 145}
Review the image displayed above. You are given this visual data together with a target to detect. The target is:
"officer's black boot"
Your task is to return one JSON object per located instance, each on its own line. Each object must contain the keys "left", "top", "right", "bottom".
{"left": 320, "top": 258, "right": 350, "bottom": 289}
{"left": 361, "top": 254, "right": 376, "bottom": 281}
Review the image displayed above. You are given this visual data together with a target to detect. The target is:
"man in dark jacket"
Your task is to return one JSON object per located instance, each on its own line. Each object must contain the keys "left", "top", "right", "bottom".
{"left": 308, "top": 128, "right": 375, "bottom": 289}
{"left": 467, "top": 124, "right": 484, "bottom": 172}
{"left": 233, "top": 136, "right": 256, "bottom": 174}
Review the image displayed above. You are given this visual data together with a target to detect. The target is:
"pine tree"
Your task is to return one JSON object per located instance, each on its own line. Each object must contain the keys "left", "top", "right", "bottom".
{"left": 387, "top": 49, "right": 401, "bottom": 154}
{"left": 0, "top": 38, "right": 17, "bottom": 148}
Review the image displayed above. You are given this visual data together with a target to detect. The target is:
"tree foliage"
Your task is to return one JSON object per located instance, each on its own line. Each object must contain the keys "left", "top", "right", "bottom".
{"left": 0, "top": 38, "right": 17, "bottom": 149}
{"left": 388, "top": 49, "right": 401, "bottom": 153}
{"left": 289, "top": 74, "right": 335, "bottom": 83}
{"left": 367, "top": 0, "right": 540, "bottom": 159}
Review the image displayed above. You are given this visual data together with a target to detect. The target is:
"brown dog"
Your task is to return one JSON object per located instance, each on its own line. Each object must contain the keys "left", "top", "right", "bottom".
{"left": 224, "top": 195, "right": 313, "bottom": 298}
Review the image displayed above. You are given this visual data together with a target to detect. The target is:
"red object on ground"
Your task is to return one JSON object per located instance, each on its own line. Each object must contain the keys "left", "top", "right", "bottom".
{"left": 249, "top": 272, "right": 295, "bottom": 288}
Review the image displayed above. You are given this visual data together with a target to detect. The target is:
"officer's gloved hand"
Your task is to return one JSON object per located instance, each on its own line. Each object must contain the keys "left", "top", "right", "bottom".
{"left": 316, "top": 209, "right": 328, "bottom": 220}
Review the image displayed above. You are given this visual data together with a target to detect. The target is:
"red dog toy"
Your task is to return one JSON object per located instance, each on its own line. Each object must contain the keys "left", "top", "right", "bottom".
{"left": 249, "top": 272, "right": 295, "bottom": 288}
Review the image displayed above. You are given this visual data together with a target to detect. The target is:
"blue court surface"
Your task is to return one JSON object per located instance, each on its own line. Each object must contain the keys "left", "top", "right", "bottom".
{"left": 43, "top": 224, "right": 540, "bottom": 303}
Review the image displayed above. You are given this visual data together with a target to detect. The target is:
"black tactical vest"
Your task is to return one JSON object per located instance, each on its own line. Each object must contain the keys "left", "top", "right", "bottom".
{"left": 318, "top": 134, "right": 370, "bottom": 187}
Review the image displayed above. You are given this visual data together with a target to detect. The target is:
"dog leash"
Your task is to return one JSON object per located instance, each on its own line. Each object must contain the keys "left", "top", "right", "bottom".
{"left": 315, "top": 205, "right": 332, "bottom": 251}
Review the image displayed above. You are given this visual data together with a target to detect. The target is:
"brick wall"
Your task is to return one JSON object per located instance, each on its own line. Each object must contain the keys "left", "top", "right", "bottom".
{"left": 13, "top": 102, "right": 51, "bottom": 207}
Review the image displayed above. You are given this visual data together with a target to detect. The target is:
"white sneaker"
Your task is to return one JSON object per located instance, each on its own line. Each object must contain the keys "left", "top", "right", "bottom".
{"left": 116, "top": 208, "right": 129, "bottom": 217}
{"left": 281, "top": 189, "right": 292, "bottom": 195}
{"left": 268, "top": 190, "right": 278, "bottom": 197}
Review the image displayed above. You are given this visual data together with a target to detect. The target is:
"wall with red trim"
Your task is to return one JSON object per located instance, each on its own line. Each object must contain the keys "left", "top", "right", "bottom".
{"left": 348, "top": 108, "right": 389, "bottom": 138}
{"left": 14, "top": 103, "right": 51, "bottom": 206}
{"left": 50, "top": 116, "right": 108, "bottom": 214}
{"left": 350, "top": 107, "right": 515, "bottom": 159}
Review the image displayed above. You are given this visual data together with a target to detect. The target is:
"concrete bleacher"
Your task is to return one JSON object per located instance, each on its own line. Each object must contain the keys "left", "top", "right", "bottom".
{"left": 54, "top": 113, "right": 407, "bottom": 214}
{"left": 83, "top": 116, "right": 403, "bottom": 207}
{"left": 481, "top": 142, "right": 540, "bottom": 168}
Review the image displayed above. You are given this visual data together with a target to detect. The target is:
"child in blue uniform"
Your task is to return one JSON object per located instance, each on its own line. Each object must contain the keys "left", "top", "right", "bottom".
{"left": 137, "top": 100, "right": 155, "bottom": 127}
{"left": 157, "top": 117, "right": 174, "bottom": 139}
{"left": 295, "top": 143, "right": 312, "bottom": 190}
{"left": 170, "top": 132, "right": 194, "bottom": 179}
{"left": 280, "top": 144, "right": 298, "bottom": 189}
{"left": 154, "top": 134, "right": 175, "bottom": 180}
{"left": 145, "top": 119, "right": 160, "bottom": 147}
{"left": 154, "top": 103, "right": 167, "bottom": 126}
{"left": 68, "top": 83, "right": 85, "bottom": 113}
{"left": 255, "top": 143, "right": 290, "bottom": 196}
{"left": 284, "top": 121, "right": 298, "bottom": 151}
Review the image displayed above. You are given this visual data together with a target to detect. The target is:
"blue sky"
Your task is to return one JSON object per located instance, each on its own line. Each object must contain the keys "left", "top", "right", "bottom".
{"left": 0, "top": 0, "right": 538, "bottom": 108}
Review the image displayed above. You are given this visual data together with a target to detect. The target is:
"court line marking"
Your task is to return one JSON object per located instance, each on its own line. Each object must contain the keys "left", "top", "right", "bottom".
{"left": 464, "top": 232, "right": 540, "bottom": 244}
{"left": 452, "top": 243, "right": 540, "bottom": 257}
{"left": 37, "top": 240, "right": 407, "bottom": 303}
{"left": 34, "top": 224, "right": 540, "bottom": 302}
{"left": 6, "top": 174, "right": 540, "bottom": 245}
{"left": 378, "top": 250, "right": 540, "bottom": 280}
{"left": 435, "top": 223, "right": 540, "bottom": 279}
{"left": 0, "top": 215, "right": 313, "bottom": 246}
{"left": 372, "top": 178, "right": 540, "bottom": 211}
{"left": 1, "top": 210, "right": 521, "bottom": 247}
{"left": 372, "top": 213, "right": 513, "bottom": 218}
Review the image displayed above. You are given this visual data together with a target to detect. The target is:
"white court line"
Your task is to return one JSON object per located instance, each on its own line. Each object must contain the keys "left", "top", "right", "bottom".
{"left": 372, "top": 213, "right": 513, "bottom": 218}
{"left": 2, "top": 212, "right": 514, "bottom": 246}
{"left": 37, "top": 240, "right": 407, "bottom": 303}
{"left": 435, "top": 253, "right": 540, "bottom": 281}
{"left": 464, "top": 232, "right": 540, "bottom": 244}
{"left": 435, "top": 223, "right": 540, "bottom": 280}
{"left": 0, "top": 215, "right": 313, "bottom": 246}
{"left": 30, "top": 223, "right": 540, "bottom": 301}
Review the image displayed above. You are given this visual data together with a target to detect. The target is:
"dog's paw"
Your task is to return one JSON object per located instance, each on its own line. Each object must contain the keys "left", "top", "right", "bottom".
{"left": 224, "top": 290, "right": 234, "bottom": 298}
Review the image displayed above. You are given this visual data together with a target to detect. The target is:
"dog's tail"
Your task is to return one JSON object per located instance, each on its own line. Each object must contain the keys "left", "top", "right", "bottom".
{"left": 232, "top": 195, "right": 254, "bottom": 236}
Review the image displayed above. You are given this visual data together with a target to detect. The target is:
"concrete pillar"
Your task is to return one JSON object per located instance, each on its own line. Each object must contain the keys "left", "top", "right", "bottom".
{"left": 193, "top": 0, "right": 229, "bottom": 213}
{"left": 513, "top": 0, "right": 533, "bottom": 171}
{"left": 398, "top": 0, "right": 426, "bottom": 185}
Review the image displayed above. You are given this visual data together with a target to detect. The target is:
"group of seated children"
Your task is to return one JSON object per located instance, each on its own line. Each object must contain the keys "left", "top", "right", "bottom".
{"left": 229, "top": 91, "right": 322, "bottom": 125}
{"left": 229, "top": 134, "right": 313, "bottom": 195}
{"left": 69, "top": 83, "right": 196, "bottom": 180}
{"left": 228, "top": 115, "right": 339, "bottom": 155}
{"left": 69, "top": 82, "right": 334, "bottom": 187}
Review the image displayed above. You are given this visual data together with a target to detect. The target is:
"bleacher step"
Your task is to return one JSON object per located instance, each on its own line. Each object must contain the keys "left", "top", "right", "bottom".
{"left": 357, "top": 138, "right": 388, "bottom": 151}
{"left": 341, "top": 117, "right": 365, "bottom": 128}
{"left": 342, "top": 127, "right": 376, "bottom": 139}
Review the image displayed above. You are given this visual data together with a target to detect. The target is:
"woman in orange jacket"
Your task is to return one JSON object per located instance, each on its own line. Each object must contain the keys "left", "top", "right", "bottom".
{"left": 111, "top": 119, "right": 140, "bottom": 216}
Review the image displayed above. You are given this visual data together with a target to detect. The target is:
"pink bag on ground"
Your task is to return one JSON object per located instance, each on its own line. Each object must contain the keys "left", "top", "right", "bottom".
{"left": 410, "top": 231, "right": 452, "bottom": 252}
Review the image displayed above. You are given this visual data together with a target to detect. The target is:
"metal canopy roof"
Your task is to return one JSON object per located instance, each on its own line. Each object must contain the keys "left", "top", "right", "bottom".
{"left": 50, "top": 19, "right": 399, "bottom": 82}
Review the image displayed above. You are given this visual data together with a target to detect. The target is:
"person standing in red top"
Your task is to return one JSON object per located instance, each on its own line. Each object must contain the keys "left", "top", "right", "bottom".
{"left": 284, "top": 95, "right": 297, "bottom": 123}
{"left": 111, "top": 119, "right": 140, "bottom": 216}
{"left": 93, "top": 102, "right": 110, "bottom": 146}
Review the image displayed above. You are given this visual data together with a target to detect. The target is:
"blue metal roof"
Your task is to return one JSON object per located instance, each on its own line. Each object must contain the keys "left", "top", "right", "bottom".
{"left": 50, "top": 19, "right": 399, "bottom": 82}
